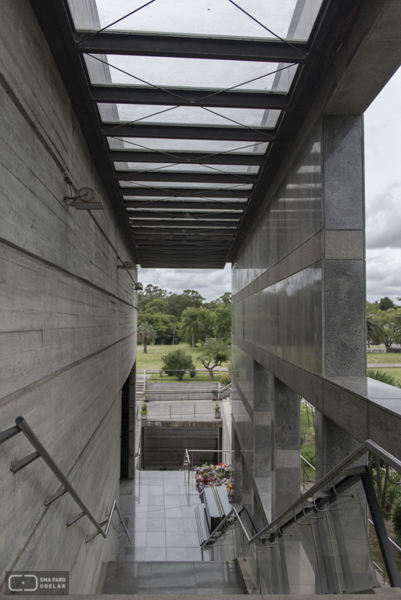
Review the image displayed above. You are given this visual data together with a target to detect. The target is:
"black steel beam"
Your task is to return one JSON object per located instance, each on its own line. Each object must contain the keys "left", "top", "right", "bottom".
{"left": 92, "top": 85, "right": 290, "bottom": 110}
{"left": 124, "top": 201, "right": 246, "bottom": 210}
{"left": 76, "top": 32, "right": 307, "bottom": 63}
{"left": 121, "top": 187, "right": 250, "bottom": 198}
{"left": 117, "top": 171, "right": 257, "bottom": 184}
{"left": 128, "top": 211, "right": 242, "bottom": 220}
{"left": 131, "top": 220, "right": 238, "bottom": 227}
{"left": 104, "top": 123, "right": 273, "bottom": 142}
{"left": 110, "top": 150, "right": 265, "bottom": 166}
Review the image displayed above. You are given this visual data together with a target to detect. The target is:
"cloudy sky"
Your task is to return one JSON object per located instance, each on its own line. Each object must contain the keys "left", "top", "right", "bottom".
{"left": 140, "top": 69, "right": 401, "bottom": 303}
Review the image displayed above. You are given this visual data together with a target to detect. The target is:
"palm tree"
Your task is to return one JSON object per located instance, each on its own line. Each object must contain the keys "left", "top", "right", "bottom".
{"left": 181, "top": 307, "right": 204, "bottom": 350}
{"left": 137, "top": 322, "right": 156, "bottom": 353}
{"left": 367, "top": 313, "right": 384, "bottom": 346}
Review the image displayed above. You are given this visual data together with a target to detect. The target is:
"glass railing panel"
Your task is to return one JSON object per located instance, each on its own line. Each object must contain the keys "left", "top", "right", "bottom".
{"left": 323, "top": 486, "right": 377, "bottom": 593}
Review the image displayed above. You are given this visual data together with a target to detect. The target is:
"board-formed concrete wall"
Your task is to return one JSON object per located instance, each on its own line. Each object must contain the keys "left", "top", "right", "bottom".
{"left": 0, "top": 1, "right": 137, "bottom": 592}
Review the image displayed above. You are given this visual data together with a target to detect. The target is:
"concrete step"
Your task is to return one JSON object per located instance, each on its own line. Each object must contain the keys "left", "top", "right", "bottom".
{"left": 102, "top": 560, "right": 245, "bottom": 595}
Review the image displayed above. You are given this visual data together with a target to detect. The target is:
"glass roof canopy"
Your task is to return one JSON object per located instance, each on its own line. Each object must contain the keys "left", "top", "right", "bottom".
{"left": 32, "top": 0, "right": 343, "bottom": 268}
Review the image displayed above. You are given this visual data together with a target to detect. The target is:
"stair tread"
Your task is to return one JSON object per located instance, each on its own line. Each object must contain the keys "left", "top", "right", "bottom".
{"left": 102, "top": 561, "right": 245, "bottom": 595}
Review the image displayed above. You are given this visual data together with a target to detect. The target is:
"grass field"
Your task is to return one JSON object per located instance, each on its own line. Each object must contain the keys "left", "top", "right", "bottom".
{"left": 367, "top": 352, "right": 401, "bottom": 364}
{"left": 137, "top": 342, "right": 230, "bottom": 372}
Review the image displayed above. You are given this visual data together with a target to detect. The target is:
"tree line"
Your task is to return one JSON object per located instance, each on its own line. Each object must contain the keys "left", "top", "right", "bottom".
{"left": 137, "top": 285, "right": 231, "bottom": 350}
{"left": 366, "top": 296, "right": 401, "bottom": 348}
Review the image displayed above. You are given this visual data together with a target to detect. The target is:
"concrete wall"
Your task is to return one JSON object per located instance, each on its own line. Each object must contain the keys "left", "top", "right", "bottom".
{"left": 0, "top": 1, "right": 137, "bottom": 592}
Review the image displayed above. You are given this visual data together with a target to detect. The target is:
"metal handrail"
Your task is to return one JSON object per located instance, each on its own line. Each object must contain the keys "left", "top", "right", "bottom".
{"left": 249, "top": 439, "right": 401, "bottom": 546}
{"left": 5, "top": 417, "right": 130, "bottom": 547}
{"left": 201, "top": 506, "right": 250, "bottom": 549}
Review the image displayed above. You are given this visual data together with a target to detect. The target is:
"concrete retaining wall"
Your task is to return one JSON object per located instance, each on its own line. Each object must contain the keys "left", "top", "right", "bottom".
{"left": 0, "top": 1, "right": 136, "bottom": 593}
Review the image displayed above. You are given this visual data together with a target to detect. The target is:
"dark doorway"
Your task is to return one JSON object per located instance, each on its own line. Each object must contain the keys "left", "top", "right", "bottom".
{"left": 120, "top": 377, "right": 130, "bottom": 478}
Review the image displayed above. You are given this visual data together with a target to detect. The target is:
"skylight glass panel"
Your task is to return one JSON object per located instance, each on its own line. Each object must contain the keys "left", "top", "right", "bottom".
{"left": 107, "top": 137, "right": 268, "bottom": 154}
{"left": 119, "top": 181, "right": 253, "bottom": 189}
{"left": 85, "top": 54, "right": 297, "bottom": 93}
{"left": 123, "top": 196, "right": 247, "bottom": 203}
{"left": 68, "top": 0, "right": 323, "bottom": 42}
{"left": 114, "top": 162, "right": 259, "bottom": 175}
{"left": 98, "top": 104, "right": 281, "bottom": 129}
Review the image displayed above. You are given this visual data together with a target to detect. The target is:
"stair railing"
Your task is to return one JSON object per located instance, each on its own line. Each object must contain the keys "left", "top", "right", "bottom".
{"left": 1, "top": 416, "right": 130, "bottom": 552}
{"left": 248, "top": 439, "right": 401, "bottom": 588}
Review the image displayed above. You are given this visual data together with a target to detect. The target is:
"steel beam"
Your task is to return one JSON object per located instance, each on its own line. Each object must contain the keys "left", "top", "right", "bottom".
{"left": 124, "top": 201, "right": 246, "bottom": 210}
{"left": 76, "top": 32, "right": 307, "bottom": 63}
{"left": 104, "top": 123, "right": 273, "bottom": 142}
{"left": 131, "top": 220, "right": 238, "bottom": 227}
{"left": 92, "top": 85, "right": 290, "bottom": 110}
{"left": 117, "top": 171, "right": 257, "bottom": 184}
{"left": 128, "top": 211, "right": 242, "bottom": 220}
{"left": 121, "top": 187, "right": 250, "bottom": 198}
{"left": 110, "top": 150, "right": 265, "bottom": 166}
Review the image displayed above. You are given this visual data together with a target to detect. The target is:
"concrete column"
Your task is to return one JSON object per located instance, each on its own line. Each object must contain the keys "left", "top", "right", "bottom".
{"left": 253, "top": 361, "right": 273, "bottom": 522}
{"left": 322, "top": 114, "right": 366, "bottom": 378}
{"left": 272, "top": 377, "right": 301, "bottom": 519}
{"left": 315, "top": 115, "right": 366, "bottom": 479}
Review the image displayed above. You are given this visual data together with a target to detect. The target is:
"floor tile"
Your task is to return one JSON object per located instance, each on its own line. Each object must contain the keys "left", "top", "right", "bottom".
{"left": 166, "top": 531, "right": 187, "bottom": 547}
{"left": 183, "top": 517, "right": 198, "bottom": 532}
{"left": 166, "top": 547, "right": 189, "bottom": 561}
{"left": 148, "top": 494, "right": 165, "bottom": 506}
{"left": 131, "top": 531, "right": 147, "bottom": 547}
{"left": 166, "top": 517, "right": 184, "bottom": 532}
{"left": 164, "top": 495, "right": 182, "bottom": 507}
{"left": 147, "top": 531, "right": 166, "bottom": 546}
{"left": 185, "top": 531, "right": 200, "bottom": 548}
{"left": 145, "top": 546, "right": 167, "bottom": 560}
{"left": 147, "top": 517, "right": 166, "bottom": 532}
{"left": 164, "top": 507, "right": 183, "bottom": 518}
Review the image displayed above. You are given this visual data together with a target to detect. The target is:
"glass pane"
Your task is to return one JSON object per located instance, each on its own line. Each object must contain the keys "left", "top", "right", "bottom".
{"left": 68, "top": 0, "right": 323, "bottom": 42}
{"left": 98, "top": 104, "right": 281, "bottom": 128}
{"left": 108, "top": 137, "right": 268, "bottom": 154}
{"left": 119, "top": 180, "right": 253, "bottom": 189}
{"left": 85, "top": 54, "right": 297, "bottom": 93}
{"left": 114, "top": 162, "right": 259, "bottom": 175}
{"left": 123, "top": 196, "right": 247, "bottom": 203}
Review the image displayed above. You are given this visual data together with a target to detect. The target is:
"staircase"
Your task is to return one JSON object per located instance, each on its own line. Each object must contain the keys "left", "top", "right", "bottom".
{"left": 102, "top": 561, "right": 244, "bottom": 595}
{"left": 136, "top": 370, "right": 146, "bottom": 401}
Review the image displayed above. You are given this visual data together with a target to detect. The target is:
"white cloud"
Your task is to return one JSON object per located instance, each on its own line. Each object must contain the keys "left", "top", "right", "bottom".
{"left": 365, "top": 66, "right": 401, "bottom": 303}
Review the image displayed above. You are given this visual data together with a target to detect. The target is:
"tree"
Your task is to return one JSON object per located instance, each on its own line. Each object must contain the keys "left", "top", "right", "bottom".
{"left": 197, "top": 341, "right": 230, "bottom": 380}
{"left": 138, "top": 312, "right": 178, "bottom": 344}
{"left": 379, "top": 296, "right": 396, "bottom": 311}
{"left": 214, "top": 304, "right": 231, "bottom": 340}
{"left": 161, "top": 349, "right": 196, "bottom": 380}
{"left": 137, "top": 322, "right": 156, "bottom": 353}
{"left": 366, "top": 313, "right": 384, "bottom": 346}
{"left": 181, "top": 307, "right": 205, "bottom": 350}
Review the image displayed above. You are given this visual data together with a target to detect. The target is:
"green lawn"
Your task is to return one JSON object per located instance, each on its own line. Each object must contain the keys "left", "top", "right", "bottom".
{"left": 367, "top": 352, "right": 401, "bottom": 364}
{"left": 137, "top": 342, "right": 230, "bottom": 372}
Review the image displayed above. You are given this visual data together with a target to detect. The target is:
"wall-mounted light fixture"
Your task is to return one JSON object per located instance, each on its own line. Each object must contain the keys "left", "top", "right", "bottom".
{"left": 134, "top": 282, "right": 143, "bottom": 291}
{"left": 64, "top": 173, "right": 104, "bottom": 209}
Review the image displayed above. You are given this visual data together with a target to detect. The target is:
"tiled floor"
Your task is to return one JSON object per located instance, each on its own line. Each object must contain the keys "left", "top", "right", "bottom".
{"left": 118, "top": 470, "right": 205, "bottom": 562}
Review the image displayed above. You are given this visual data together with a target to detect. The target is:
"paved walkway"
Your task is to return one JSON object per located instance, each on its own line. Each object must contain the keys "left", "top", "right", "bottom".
{"left": 367, "top": 363, "right": 401, "bottom": 368}
{"left": 118, "top": 471, "right": 206, "bottom": 562}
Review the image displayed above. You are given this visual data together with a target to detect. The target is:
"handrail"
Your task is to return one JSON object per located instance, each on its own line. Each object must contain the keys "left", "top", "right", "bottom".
{"left": 201, "top": 506, "right": 250, "bottom": 549}
{"left": 6, "top": 417, "right": 130, "bottom": 547}
{"left": 249, "top": 439, "right": 401, "bottom": 546}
